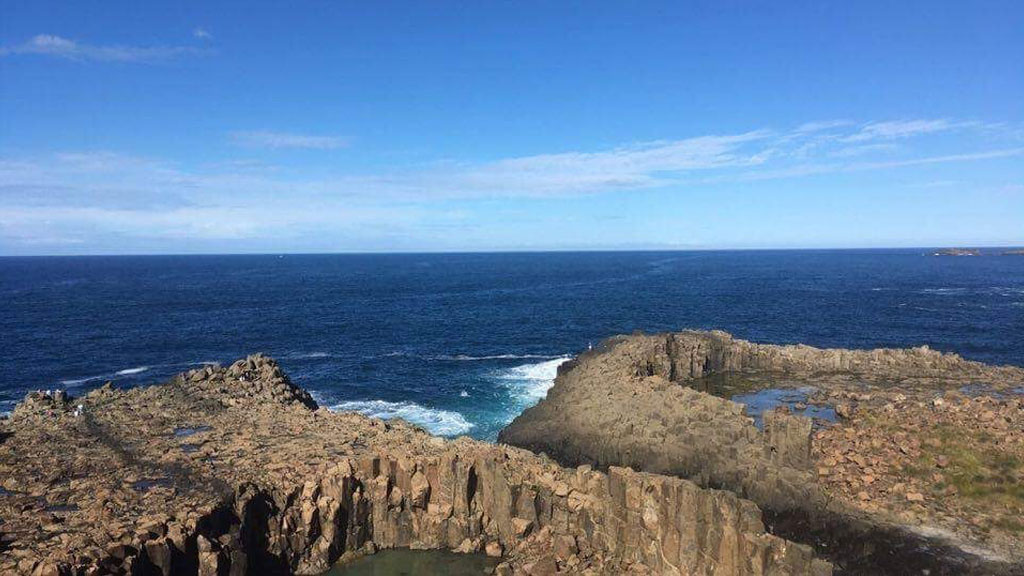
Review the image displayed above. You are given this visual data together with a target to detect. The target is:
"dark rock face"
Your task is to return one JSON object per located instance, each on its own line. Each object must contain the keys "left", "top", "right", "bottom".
{"left": 499, "top": 330, "right": 1024, "bottom": 574}
{"left": 0, "top": 354, "right": 829, "bottom": 575}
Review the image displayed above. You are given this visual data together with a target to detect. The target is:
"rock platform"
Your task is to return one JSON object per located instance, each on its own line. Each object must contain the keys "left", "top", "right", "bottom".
{"left": 499, "top": 331, "right": 1024, "bottom": 575}
{"left": 0, "top": 354, "right": 829, "bottom": 576}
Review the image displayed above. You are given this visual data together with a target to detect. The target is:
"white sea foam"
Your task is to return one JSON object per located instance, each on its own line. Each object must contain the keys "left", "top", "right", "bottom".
{"left": 437, "top": 353, "right": 563, "bottom": 361}
{"left": 921, "top": 288, "right": 969, "bottom": 296}
{"left": 459, "top": 390, "right": 470, "bottom": 397}
{"left": 115, "top": 366, "right": 149, "bottom": 376}
{"left": 330, "top": 400, "right": 474, "bottom": 436}
{"left": 377, "top": 351, "right": 562, "bottom": 362}
{"left": 60, "top": 375, "right": 103, "bottom": 386}
{"left": 308, "top": 390, "right": 328, "bottom": 406}
{"left": 920, "top": 286, "right": 1024, "bottom": 297}
{"left": 497, "top": 356, "right": 571, "bottom": 404}
{"left": 61, "top": 361, "right": 214, "bottom": 388}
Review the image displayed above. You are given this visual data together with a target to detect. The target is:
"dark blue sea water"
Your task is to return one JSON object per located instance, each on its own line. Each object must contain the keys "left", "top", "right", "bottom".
{"left": 2, "top": 251, "right": 1022, "bottom": 440}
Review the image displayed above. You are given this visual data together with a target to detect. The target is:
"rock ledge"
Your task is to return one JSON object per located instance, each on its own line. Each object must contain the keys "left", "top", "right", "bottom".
{"left": 0, "top": 354, "right": 829, "bottom": 576}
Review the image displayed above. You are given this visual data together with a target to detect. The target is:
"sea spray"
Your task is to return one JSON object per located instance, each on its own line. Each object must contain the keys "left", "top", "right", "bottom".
{"left": 331, "top": 399, "right": 474, "bottom": 436}
{"left": 495, "top": 356, "right": 571, "bottom": 420}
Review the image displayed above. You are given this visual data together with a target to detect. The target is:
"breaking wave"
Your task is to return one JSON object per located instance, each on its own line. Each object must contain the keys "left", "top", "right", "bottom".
{"left": 330, "top": 399, "right": 474, "bottom": 436}
{"left": 375, "top": 351, "right": 564, "bottom": 362}
{"left": 115, "top": 366, "right": 149, "bottom": 376}
{"left": 283, "top": 352, "right": 331, "bottom": 359}
{"left": 496, "top": 356, "right": 571, "bottom": 407}
{"left": 433, "top": 353, "right": 563, "bottom": 361}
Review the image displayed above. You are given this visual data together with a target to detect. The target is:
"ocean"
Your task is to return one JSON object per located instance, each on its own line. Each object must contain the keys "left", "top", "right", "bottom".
{"left": 2, "top": 250, "right": 1022, "bottom": 440}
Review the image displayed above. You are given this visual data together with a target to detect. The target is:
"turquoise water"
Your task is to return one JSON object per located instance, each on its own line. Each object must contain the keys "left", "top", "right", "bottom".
{"left": 2, "top": 250, "right": 1022, "bottom": 439}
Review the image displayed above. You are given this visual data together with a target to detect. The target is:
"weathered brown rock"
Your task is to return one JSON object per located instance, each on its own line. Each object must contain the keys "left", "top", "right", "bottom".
{"left": 499, "top": 330, "right": 1024, "bottom": 574}
{"left": 0, "top": 354, "right": 827, "bottom": 575}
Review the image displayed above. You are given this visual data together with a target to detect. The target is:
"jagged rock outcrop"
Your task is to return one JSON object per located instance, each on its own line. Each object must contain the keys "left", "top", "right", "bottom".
{"left": 0, "top": 354, "right": 830, "bottom": 575}
{"left": 499, "top": 331, "right": 1024, "bottom": 574}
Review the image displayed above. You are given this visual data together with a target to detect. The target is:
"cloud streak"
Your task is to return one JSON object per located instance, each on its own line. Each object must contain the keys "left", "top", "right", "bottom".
{"left": 230, "top": 131, "right": 350, "bottom": 150}
{"left": 1, "top": 118, "right": 1020, "bottom": 251}
{"left": 840, "top": 119, "right": 983, "bottom": 142}
{"left": 0, "top": 34, "right": 201, "bottom": 62}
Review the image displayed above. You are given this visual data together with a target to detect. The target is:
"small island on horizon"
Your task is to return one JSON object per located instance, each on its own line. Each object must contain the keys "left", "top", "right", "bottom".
{"left": 931, "top": 247, "right": 1024, "bottom": 256}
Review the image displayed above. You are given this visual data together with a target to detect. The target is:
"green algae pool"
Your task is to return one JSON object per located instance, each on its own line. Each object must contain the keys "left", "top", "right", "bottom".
{"left": 325, "top": 549, "right": 499, "bottom": 575}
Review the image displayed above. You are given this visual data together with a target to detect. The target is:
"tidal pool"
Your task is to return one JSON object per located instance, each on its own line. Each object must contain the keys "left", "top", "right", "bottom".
{"left": 689, "top": 373, "right": 836, "bottom": 428}
{"left": 173, "top": 425, "right": 213, "bottom": 437}
{"left": 325, "top": 549, "right": 499, "bottom": 575}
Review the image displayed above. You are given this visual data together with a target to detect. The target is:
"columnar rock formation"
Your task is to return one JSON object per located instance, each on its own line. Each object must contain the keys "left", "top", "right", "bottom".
{"left": 499, "top": 331, "right": 1024, "bottom": 574}
{"left": 0, "top": 355, "right": 830, "bottom": 575}
{"left": 628, "top": 330, "right": 1023, "bottom": 383}
{"left": 500, "top": 333, "right": 828, "bottom": 511}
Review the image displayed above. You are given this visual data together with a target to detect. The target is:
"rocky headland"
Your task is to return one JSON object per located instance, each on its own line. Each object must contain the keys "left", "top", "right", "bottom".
{"left": 0, "top": 355, "right": 829, "bottom": 576}
{"left": 931, "top": 248, "right": 982, "bottom": 256}
{"left": 499, "top": 331, "right": 1024, "bottom": 575}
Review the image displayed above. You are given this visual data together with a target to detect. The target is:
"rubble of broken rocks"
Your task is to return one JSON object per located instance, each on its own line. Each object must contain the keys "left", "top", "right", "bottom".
{"left": 814, "top": 389, "right": 1024, "bottom": 561}
{"left": 0, "top": 354, "right": 831, "bottom": 576}
{"left": 499, "top": 330, "right": 1024, "bottom": 575}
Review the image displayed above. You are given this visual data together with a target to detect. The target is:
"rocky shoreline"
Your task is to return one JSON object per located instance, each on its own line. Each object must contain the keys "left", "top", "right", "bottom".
{"left": 0, "top": 355, "right": 829, "bottom": 576}
{"left": 4, "top": 332, "right": 1022, "bottom": 575}
{"left": 499, "top": 331, "right": 1024, "bottom": 575}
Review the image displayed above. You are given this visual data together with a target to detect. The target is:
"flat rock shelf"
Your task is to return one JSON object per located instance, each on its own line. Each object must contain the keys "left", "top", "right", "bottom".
{"left": 0, "top": 354, "right": 828, "bottom": 576}
{"left": 499, "top": 330, "right": 1024, "bottom": 575}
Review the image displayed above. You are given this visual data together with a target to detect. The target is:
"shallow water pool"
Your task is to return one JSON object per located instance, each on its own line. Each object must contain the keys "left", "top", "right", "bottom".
{"left": 690, "top": 373, "right": 837, "bottom": 428}
{"left": 324, "top": 549, "right": 498, "bottom": 575}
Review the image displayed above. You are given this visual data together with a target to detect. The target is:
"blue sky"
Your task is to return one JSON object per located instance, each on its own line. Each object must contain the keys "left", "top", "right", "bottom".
{"left": 1, "top": 1, "right": 1022, "bottom": 255}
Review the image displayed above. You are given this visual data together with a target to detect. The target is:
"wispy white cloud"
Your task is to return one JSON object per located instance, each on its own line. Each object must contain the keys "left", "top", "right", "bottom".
{"left": 700, "top": 147, "right": 1024, "bottom": 184}
{"left": 840, "top": 119, "right": 981, "bottom": 142}
{"left": 193, "top": 28, "right": 212, "bottom": 40}
{"left": 793, "top": 120, "right": 856, "bottom": 134}
{"left": 828, "top": 143, "right": 901, "bottom": 158}
{"left": 4, "top": 120, "right": 1016, "bottom": 205}
{"left": 230, "top": 131, "right": 350, "bottom": 150}
{"left": 1, "top": 118, "right": 1020, "bottom": 250}
{"left": 0, "top": 34, "right": 201, "bottom": 62}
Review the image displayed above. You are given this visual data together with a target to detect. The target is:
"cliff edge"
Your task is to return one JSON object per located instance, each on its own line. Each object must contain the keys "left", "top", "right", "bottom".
{"left": 0, "top": 354, "right": 828, "bottom": 576}
{"left": 499, "top": 330, "right": 1024, "bottom": 575}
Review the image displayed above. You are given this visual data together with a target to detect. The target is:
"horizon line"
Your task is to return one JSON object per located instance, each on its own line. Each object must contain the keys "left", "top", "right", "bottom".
{"left": 2, "top": 244, "right": 1023, "bottom": 258}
